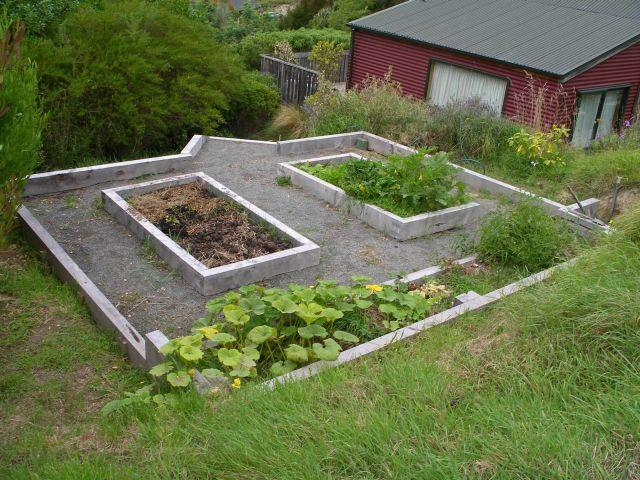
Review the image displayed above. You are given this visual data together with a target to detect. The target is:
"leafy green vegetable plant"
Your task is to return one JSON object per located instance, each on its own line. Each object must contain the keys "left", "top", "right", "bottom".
{"left": 300, "top": 150, "right": 468, "bottom": 217}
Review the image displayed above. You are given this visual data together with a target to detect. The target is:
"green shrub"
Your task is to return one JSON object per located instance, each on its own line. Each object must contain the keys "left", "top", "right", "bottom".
{"left": 300, "top": 150, "right": 468, "bottom": 216}
{"left": 325, "top": 0, "right": 370, "bottom": 29}
{"left": 477, "top": 201, "right": 576, "bottom": 271}
{"left": 309, "top": 40, "right": 343, "bottom": 81}
{"left": 3, "top": 0, "right": 90, "bottom": 35}
{"left": 237, "top": 28, "right": 350, "bottom": 68}
{"left": 0, "top": 17, "right": 43, "bottom": 247}
{"left": 228, "top": 72, "right": 280, "bottom": 136}
{"left": 28, "top": 0, "right": 273, "bottom": 168}
{"left": 279, "top": 0, "right": 328, "bottom": 30}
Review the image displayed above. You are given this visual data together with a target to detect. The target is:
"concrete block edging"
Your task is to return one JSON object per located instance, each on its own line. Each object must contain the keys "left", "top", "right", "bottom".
{"left": 102, "top": 172, "right": 320, "bottom": 296}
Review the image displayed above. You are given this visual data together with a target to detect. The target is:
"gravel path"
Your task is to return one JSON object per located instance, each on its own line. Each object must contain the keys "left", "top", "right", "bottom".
{"left": 24, "top": 139, "right": 497, "bottom": 336}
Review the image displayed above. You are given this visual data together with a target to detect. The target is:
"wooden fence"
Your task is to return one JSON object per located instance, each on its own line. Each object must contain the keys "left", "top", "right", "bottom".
{"left": 293, "top": 51, "right": 351, "bottom": 83}
{"left": 260, "top": 55, "right": 320, "bottom": 105}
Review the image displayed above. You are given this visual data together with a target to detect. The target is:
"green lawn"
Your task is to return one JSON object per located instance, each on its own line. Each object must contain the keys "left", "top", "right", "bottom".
{"left": 1, "top": 210, "right": 639, "bottom": 478}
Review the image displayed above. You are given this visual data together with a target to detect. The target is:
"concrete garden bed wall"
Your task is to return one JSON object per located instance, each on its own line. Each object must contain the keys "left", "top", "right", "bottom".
{"left": 278, "top": 153, "right": 482, "bottom": 240}
{"left": 102, "top": 172, "right": 320, "bottom": 296}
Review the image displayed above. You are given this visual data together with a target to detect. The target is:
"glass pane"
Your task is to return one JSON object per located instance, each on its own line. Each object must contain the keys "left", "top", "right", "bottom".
{"left": 596, "top": 89, "right": 623, "bottom": 139}
{"left": 572, "top": 93, "right": 601, "bottom": 148}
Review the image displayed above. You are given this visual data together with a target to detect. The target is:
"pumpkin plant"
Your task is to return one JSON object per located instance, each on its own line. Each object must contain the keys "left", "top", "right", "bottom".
{"left": 103, "top": 276, "right": 449, "bottom": 414}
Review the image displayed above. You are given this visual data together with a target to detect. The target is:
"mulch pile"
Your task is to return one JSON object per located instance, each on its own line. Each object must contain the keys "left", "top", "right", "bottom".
{"left": 130, "top": 182, "right": 290, "bottom": 268}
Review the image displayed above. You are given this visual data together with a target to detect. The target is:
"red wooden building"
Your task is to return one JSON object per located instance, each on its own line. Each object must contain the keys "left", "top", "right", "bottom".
{"left": 347, "top": 0, "right": 640, "bottom": 146}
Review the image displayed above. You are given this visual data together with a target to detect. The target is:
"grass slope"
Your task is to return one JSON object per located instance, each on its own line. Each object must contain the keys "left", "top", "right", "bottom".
{"left": 2, "top": 211, "right": 640, "bottom": 478}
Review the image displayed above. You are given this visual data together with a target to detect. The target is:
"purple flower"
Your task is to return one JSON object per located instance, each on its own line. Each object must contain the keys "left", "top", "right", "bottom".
{"left": 624, "top": 119, "right": 632, "bottom": 128}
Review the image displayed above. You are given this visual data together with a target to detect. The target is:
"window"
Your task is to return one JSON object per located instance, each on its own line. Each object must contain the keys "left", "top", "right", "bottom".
{"left": 427, "top": 61, "right": 508, "bottom": 114}
{"left": 572, "top": 88, "right": 627, "bottom": 147}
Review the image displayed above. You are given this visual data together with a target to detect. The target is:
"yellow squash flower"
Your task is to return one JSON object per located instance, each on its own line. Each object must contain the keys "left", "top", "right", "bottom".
{"left": 365, "top": 284, "right": 383, "bottom": 292}
{"left": 231, "top": 378, "right": 242, "bottom": 389}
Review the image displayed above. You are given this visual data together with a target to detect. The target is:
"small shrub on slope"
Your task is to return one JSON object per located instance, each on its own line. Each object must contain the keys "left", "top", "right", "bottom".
{"left": 477, "top": 201, "right": 576, "bottom": 271}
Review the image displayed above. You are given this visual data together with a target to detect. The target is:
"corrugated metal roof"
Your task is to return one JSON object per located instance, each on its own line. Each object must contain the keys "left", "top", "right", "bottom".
{"left": 348, "top": 0, "right": 640, "bottom": 78}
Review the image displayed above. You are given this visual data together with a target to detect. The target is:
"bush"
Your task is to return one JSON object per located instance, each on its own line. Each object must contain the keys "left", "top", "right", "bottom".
{"left": 325, "top": 0, "right": 370, "bottom": 29}
{"left": 300, "top": 150, "right": 468, "bottom": 216}
{"left": 477, "top": 201, "right": 576, "bottom": 271}
{"left": 0, "top": 17, "right": 43, "bottom": 247}
{"left": 28, "top": 0, "right": 275, "bottom": 168}
{"left": 227, "top": 72, "right": 280, "bottom": 136}
{"left": 279, "top": 0, "right": 328, "bottom": 30}
{"left": 508, "top": 125, "right": 569, "bottom": 168}
{"left": 3, "top": 0, "right": 89, "bottom": 35}
{"left": 236, "top": 28, "right": 350, "bottom": 68}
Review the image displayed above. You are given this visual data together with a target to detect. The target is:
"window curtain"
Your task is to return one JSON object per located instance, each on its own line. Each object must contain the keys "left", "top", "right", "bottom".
{"left": 572, "top": 92, "right": 600, "bottom": 148}
{"left": 428, "top": 62, "right": 508, "bottom": 114}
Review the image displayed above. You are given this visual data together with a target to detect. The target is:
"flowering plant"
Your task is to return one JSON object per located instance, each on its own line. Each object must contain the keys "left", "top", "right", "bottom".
{"left": 507, "top": 125, "right": 569, "bottom": 167}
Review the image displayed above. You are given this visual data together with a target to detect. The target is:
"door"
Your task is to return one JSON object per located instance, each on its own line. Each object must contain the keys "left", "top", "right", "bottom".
{"left": 572, "top": 88, "right": 626, "bottom": 147}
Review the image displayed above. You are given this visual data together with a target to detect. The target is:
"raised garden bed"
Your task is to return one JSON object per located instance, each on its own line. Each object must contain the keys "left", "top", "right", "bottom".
{"left": 277, "top": 153, "right": 482, "bottom": 240}
{"left": 102, "top": 172, "right": 320, "bottom": 296}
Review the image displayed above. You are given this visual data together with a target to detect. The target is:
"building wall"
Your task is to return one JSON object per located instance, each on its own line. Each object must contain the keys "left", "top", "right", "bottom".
{"left": 350, "top": 29, "right": 640, "bottom": 128}
{"left": 564, "top": 40, "right": 640, "bottom": 122}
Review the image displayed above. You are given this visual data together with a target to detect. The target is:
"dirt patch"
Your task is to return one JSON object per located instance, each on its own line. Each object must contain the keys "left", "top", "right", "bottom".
{"left": 129, "top": 182, "right": 291, "bottom": 268}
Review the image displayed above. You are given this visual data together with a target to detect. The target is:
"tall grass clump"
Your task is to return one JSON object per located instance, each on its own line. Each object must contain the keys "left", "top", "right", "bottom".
{"left": 0, "top": 16, "right": 43, "bottom": 247}
{"left": 305, "top": 74, "right": 431, "bottom": 144}
{"left": 304, "top": 75, "right": 521, "bottom": 161}
{"left": 423, "top": 100, "right": 521, "bottom": 163}
{"left": 477, "top": 201, "right": 576, "bottom": 271}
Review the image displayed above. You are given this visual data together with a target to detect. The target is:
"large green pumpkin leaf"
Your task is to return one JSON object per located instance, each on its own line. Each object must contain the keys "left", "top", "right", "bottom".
{"left": 296, "top": 302, "right": 324, "bottom": 324}
{"left": 285, "top": 344, "right": 309, "bottom": 363}
{"left": 272, "top": 296, "right": 299, "bottom": 314}
{"left": 159, "top": 339, "right": 179, "bottom": 355}
{"left": 333, "top": 330, "right": 360, "bottom": 343}
{"left": 178, "top": 333, "right": 203, "bottom": 347}
{"left": 242, "top": 347, "right": 260, "bottom": 361}
{"left": 270, "top": 360, "right": 297, "bottom": 376}
{"left": 218, "top": 348, "right": 242, "bottom": 367}
{"left": 312, "top": 338, "right": 342, "bottom": 361}
{"left": 167, "top": 371, "right": 191, "bottom": 387}
{"left": 376, "top": 289, "right": 398, "bottom": 302}
{"left": 293, "top": 288, "right": 316, "bottom": 302}
{"left": 354, "top": 299, "right": 373, "bottom": 309}
{"left": 239, "top": 296, "right": 266, "bottom": 315}
{"left": 246, "top": 325, "right": 276, "bottom": 344}
{"left": 208, "top": 332, "right": 237, "bottom": 345}
{"left": 321, "top": 308, "right": 344, "bottom": 321}
{"left": 179, "top": 345, "right": 204, "bottom": 362}
{"left": 149, "top": 362, "right": 174, "bottom": 377}
{"left": 223, "top": 304, "right": 250, "bottom": 325}
{"left": 297, "top": 324, "right": 328, "bottom": 339}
